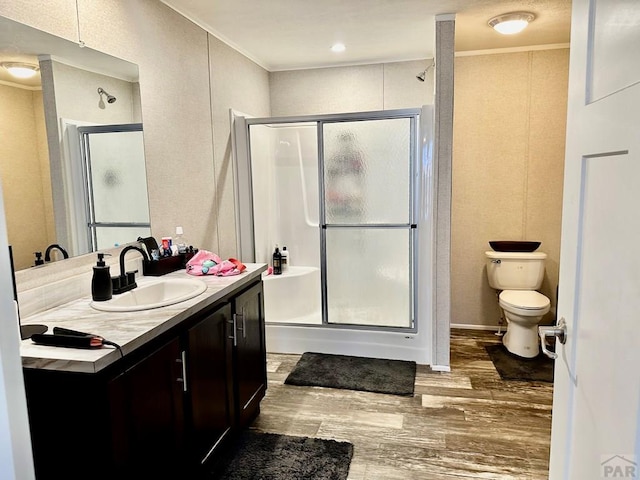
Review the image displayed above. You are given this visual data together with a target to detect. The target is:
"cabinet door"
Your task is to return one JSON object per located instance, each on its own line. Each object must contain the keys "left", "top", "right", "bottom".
{"left": 233, "top": 282, "right": 267, "bottom": 427}
{"left": 109, "top": 337, "right": 185, "bottom": 476}
{"left": 186, "top": 303, "right": 235, "bottom": 464}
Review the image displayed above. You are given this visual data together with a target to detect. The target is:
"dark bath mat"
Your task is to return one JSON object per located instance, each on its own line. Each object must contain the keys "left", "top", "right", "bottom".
{"left": 209, "top": 431, "right": 353, "bottom": 480}
{"left": 284, "top": 352, "right": 416, "bottom": 396}
{"left": 485, "top": 344, "right": 554, "bottom": 383}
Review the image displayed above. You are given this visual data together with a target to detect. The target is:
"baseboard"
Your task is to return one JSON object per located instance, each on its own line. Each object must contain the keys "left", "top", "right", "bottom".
{"left": 430, "top": 364, "right": 451, "bottom": 372}
{"left": 450, "top": 323, "right": 502, "bottom": 331}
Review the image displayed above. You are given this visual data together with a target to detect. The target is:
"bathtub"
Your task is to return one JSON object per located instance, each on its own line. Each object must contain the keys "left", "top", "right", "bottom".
{"left": 262, "top": 266, "right": 322, "bottom": 324}
{"left": 262, "top": 264, "right": 432, "bottom": 365}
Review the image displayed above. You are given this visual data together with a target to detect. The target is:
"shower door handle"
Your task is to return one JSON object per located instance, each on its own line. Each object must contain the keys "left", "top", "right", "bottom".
{"left": 538, "top": 318, "right": 567, "bottom": 359}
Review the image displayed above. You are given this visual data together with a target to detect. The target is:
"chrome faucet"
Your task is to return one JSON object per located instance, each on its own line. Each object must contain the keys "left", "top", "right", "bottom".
{"left": 113, "top": 245, "right": 149, "bottom": 294}
{"left": 44, "top": 244, "right": 69, "bottom": 262}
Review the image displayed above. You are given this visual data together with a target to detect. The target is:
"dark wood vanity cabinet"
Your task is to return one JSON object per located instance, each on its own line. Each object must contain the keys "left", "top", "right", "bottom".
{"left": 23, "top": 279, "right": 266, "bottom": 479}
{"left": 233, "top": 282, "right": 267, "bottom": 428}
{"left": 185, "top": 303, "right": 235, "bottom": 465}
{"left": 108, "top": 337, "right": 186, "bottom": 476}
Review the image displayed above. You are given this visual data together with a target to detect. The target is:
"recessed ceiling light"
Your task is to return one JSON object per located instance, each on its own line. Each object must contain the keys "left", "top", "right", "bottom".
{"left": 488, "top": 12, "right": 535, "bottom": 35}
{"left": 331, "top": 43, "right": 346, "bottom": 53}
{"left": 1, "top": 62, "right": 40, "bottom": 79}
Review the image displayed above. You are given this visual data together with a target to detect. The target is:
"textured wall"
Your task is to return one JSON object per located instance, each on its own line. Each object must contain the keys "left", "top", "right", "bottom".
{"left": 270, "top": 59, "right": 434, "bottom": 116}
{"left": 0, "top": 85, "right": 53, "bottom": 269}
{"left": 208, "top": 35, "right": 271, "bottom": 259}
{"left": 451, "top": 49, "right": 569, "bottom": 328}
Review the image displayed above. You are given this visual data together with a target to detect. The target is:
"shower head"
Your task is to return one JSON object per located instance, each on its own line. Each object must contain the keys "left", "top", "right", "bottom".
{"left": 97, "top": 87, "right": 116, "bottom": 104}
{"left": 416, "top": 61, "right": 435, "bottom": 82}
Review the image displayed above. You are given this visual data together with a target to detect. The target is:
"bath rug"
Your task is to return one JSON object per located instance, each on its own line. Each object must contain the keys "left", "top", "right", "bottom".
{"left": 485, "top": 344, "right": 554, "bottom": 383}
{"left": 208, "top": 431, "right": 353, "bottom": 480}
{"left": 284, "top": 352, "right": 416, "bottom": 396}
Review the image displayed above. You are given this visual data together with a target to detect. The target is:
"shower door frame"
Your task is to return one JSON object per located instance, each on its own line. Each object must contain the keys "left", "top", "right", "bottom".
{"left": 318, "top": 113, "right": 418, "bottom": 330}
{"left": 234, "top": 108, "right": 430, "bottom": 335}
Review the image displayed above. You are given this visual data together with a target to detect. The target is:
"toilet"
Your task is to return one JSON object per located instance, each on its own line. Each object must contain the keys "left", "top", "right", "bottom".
{"left": 485, "top": 251, "right": 550, "bottom": 358}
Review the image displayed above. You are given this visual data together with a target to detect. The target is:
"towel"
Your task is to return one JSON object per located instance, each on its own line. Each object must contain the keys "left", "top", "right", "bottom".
{"left": 186, "top": 250, "right": 246, "bottom": 277}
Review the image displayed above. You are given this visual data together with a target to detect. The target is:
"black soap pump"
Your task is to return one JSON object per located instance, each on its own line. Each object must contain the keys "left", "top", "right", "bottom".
{"left": 34, "top": 251, "right": 44, "bottom": 266}
{"left": 92, "top": 253, "right": 112, "bottom": 301}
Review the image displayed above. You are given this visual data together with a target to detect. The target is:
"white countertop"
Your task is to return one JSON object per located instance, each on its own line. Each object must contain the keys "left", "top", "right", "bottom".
{"left": 20, "top": 264, "right": 267, "bottom": 374}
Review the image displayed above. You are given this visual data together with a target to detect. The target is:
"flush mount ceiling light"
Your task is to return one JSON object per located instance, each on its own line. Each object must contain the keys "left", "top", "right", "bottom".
{"left": 1, "top": 62, "right": 40, "bottom": 79}
{"left": 331, "top": 43, "right": 346, "bottom": 53}
{"left": 488, "top": 12, "right": 535, "bottom": 35}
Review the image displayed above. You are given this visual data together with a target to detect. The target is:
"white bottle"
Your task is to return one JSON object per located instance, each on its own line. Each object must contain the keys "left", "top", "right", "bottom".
{"left": 175, "top": 226, "right": 188, "bottom": 254}
{"left": 281, "top": 246, "right": 289, "bottom": 272}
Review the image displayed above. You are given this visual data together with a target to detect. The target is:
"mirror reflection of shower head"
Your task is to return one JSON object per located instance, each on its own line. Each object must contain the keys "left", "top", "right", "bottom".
{"left": 97, "top": 87, "right": 116, "bottom": 104}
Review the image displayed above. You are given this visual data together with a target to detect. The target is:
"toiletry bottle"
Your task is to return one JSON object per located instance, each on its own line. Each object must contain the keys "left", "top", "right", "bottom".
{"left": 273, "top": 244, "right": 282, "bottom": 275}
{"left": 91, "top": 253, "right": 112, "bottom": 301}
{"left": 281, "top": 246, "right": 289, "bottom": 272}
{"left": 175, "top": 226, "right": 188, "bottom": 254}
{"left": 161, "top": 237, "right": 172, "bottom": 257}
{"left": 33, "top": 251, "right": 44, "bottom": 266}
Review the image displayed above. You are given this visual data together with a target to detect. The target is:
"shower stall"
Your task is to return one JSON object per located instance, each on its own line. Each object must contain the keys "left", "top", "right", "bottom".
{"left": 233, "top": 107, "right": 435, "bottom": 363}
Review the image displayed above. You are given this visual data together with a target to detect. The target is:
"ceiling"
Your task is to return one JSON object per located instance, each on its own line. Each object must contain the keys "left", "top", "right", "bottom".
{"left": 160, "top": 0, "right": 572, "bottom": 71}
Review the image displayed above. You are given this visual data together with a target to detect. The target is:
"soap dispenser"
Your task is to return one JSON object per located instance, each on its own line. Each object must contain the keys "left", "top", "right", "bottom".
{"left": 92, "top": 253, "right": 112, "bottom": 301}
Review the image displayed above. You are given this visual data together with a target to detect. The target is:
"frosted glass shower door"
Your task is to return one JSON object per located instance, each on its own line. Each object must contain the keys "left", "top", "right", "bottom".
{"left": 322, "top": 117, "right": 414, "bottom": 328}
{"left": 79, "top": 124, "right": 151, "bottom": 250}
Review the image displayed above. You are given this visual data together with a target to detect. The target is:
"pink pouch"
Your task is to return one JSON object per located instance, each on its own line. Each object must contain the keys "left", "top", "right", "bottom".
{"left": 186, "top": 250, "right": 246, "bottom": 277}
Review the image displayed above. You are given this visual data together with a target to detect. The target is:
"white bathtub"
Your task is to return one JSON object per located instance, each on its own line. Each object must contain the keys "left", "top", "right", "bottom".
{"left": 262, "top": 264, "right": 431, "bottom": 365}
{"left": 262, "top": 266, "right": 322, "bottom": 324}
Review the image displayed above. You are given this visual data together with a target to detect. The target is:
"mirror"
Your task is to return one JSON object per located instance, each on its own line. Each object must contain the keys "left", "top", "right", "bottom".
{"left": 0, "top": 16, "right": 150, "bottom": 271}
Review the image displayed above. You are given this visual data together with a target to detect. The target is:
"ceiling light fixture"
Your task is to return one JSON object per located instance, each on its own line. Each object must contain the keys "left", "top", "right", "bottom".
{"left": 331, "top": 43, "right": 346, "bottom": 53}
{"left": 488, "top": 12, "right": 535, "bottom": 35}
{"left": 1, "top": 62, "right": 40, "bottom": 79}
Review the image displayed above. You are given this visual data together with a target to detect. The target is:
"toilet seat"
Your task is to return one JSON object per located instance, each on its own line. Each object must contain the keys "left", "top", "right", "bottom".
{"left": 499, "top": 290, "right": 550, "bottom": 316}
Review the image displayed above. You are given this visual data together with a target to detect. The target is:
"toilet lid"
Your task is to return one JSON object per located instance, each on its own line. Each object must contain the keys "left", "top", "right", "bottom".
{"left": 499, "top": 290, "right": 550, "bottom": 310}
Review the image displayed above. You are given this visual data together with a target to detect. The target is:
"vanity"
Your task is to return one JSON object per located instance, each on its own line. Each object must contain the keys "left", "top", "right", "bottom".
{"left": 19, "top": 264, "right": 267, "bottom": 479}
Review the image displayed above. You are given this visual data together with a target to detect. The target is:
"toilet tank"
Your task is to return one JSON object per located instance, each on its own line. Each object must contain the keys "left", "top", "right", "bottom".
{"left": 485, "top": 251, "right": 547, "bottom": 290}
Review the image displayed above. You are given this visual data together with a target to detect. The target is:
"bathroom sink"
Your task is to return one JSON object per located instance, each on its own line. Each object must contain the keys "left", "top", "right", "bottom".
{"left": 90, "top": 278, "right": 207, "bottom": 312}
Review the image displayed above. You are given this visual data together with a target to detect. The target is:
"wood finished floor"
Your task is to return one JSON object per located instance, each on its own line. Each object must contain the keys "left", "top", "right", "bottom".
{"left": 251, "top": 329, "right": 553, "bottom": 480}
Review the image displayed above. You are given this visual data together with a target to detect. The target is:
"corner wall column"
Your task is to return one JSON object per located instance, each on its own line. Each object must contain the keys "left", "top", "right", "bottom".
{"left": 432, "top": 14, "right": 455, "bottom": 369}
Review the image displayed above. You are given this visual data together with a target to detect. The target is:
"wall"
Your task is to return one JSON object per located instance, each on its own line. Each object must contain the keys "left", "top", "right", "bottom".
{"left": 270, "top": 59, "right": 434, "bottom": 116}
{"left": 451, "top": 48, "right": 569, "bottom": 328}
{"left": 0, "top": 0, "right": 270, "bottom": 262}
{"left": 0, "top": 84, "right": 54, "bottom": 269}
{"left": 208, "top": 35, "right": 271, "bottom": 258}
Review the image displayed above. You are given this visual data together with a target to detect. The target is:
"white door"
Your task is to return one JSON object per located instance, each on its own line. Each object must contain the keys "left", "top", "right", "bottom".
{"left": 0, "top": 184, "right": 36, "bottom": 479}
{"left": 549, "top": 0, "right": 640, "bottom": 478}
